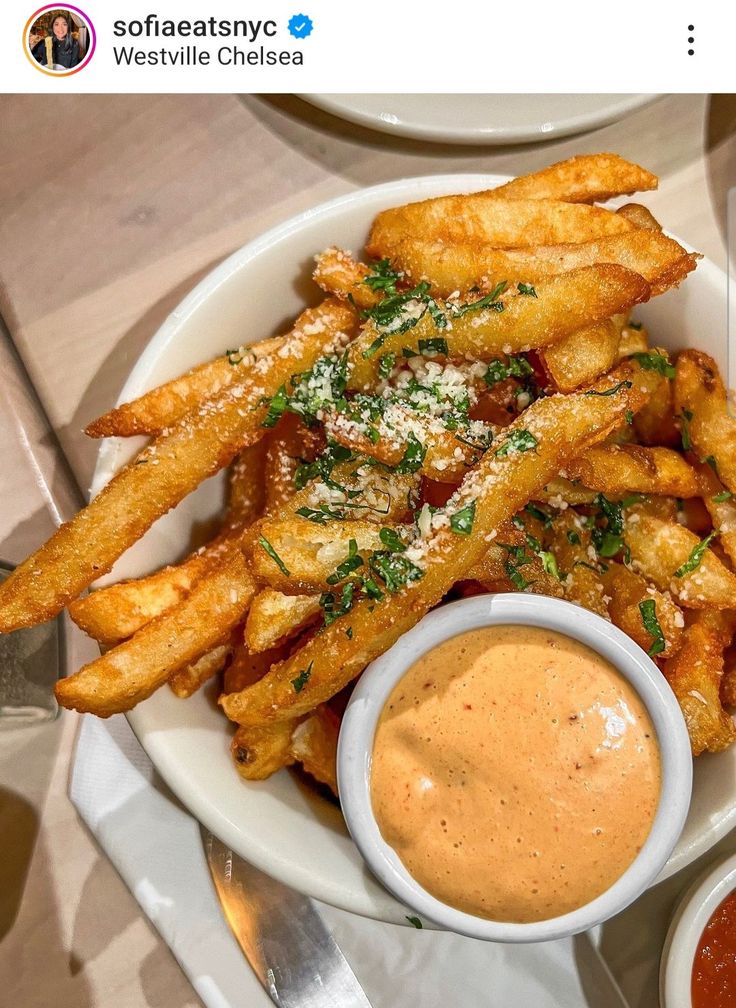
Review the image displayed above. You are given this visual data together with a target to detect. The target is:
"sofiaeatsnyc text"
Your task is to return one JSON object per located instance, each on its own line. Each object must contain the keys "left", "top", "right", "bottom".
{"left": 113, "top": 45, "right": 303, "bottom": 66}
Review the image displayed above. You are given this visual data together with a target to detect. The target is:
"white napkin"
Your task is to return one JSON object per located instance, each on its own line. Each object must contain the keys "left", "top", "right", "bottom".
{"left": 70, "top": 715, "right": 624, "bottom": 1008}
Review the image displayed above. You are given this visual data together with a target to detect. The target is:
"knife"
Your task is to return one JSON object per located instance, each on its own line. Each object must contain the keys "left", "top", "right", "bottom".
{"left": 203, "top": 829, "right": 374, "bottom": 1008}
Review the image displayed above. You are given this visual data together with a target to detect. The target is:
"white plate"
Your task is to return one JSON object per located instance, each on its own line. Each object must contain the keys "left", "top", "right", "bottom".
{"left": 92, "top": 174, "right": 736, "bottom": 924}
{"left": 300, "top": 94, "right": 660, "bottom": 145}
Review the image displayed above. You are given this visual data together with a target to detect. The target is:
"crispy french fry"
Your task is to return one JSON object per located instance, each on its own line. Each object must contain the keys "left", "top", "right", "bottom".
{"left": 56, "top": 554, "right": 256, "bottom": 716}
{"left": 493, "top": 154, "right": 658, "bottom": 204}
{"left": 245, "top": 589, "right": 321, "bottom": 653}
{"left": 264, "top": 414, "right": 323, "bottom": 511}
{"left": 540, "top": 320, "right": 620, "bottom": 393}
{"left": 601, "top": 562, "right": 684, "bottom": 658}
{"left": 223, "top": 641, "right": 286, "bottom": 695}
{"left": 0, "top": 312, "right": 353, "bottom": 632}
{"left": 313, "top": 248, "right": 378, "bottom": 309}
{"left": 565, "top": 444, "right": 699, "bottom": 498}
{"left": 616, "top": 203, "right": 662, "bottom": 232}
{"left": 696, "top": 462, "right": 736, "bottom": 567}
{"left": 632, "top": 361, "right": 680, "bottom": 447}
{"left": 377, "top": 231, "right": 695, "bottom": 300}
{"left": 169, "top": 643, "right": 232, "bottom": 698}
{"left": 675, "top": 350, "right": 736, "bottom": 494}
{"left": 537, "top": 477, "right": 597, "bottom": 506}
{"left": 86, "top": 299, "right": 356, "bottom": 438}
{"left": 227, "top": 440, "right": 268, "bottom": 528}
{"left": 289, "top": 705, "right": 340, "bottom": 794}
{"left": 663, "top": 611, "right": 736, "bottom": 755}
{"left": 546, "top": 510, "right": 609, "bottom": 618}
{"left": 252, "top": 518, "right": 385, "bottom": 594}
{"left": 368, "top": 198, "right": 635, "bottom": 258}
{"left": 625, "top": 512, "right": 736, "bottom": 608}
{"left": 222, "top": 380, "right": 644, "bottom": 726}
{"left": 231, "top": 720, "right": 298, "bottom": 780}
{"left": 347, "top": 266, "right": 650, "bottom": 391}
{"left": 721, "top": 645, "right": 736, "bottom": 708}
{"left": 616, "top": 321, "right": 650, "bottom": 360}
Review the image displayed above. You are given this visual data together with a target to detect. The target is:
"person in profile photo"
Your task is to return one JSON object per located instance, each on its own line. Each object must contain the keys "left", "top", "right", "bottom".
{"left": 31, "top": 13, "right": 80, "bottom": 70}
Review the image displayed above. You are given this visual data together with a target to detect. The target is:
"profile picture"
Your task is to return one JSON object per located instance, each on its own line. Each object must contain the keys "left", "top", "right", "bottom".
{"left": 24, "top": 5, "right": 95, "bottom": 75}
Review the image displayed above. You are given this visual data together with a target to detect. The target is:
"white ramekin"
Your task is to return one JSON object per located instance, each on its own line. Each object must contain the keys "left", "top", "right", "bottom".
{"left": 660, "top": 851, "right": 736, "bottom": 1007}
{"left": 337, "top": 593, "right": 693, "bottom": 942}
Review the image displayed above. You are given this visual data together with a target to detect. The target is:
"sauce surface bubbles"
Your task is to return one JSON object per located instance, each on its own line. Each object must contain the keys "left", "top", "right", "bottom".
{"left": 370, "top": 624, "right": 661, "bottom": 922}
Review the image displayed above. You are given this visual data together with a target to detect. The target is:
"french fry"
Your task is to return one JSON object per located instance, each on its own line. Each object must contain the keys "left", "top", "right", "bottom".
{"left": 624, "top": 512, "right": 736, "bottom": 608}
{"left": 540, "top": 320, "right": 620, "bottom": 393}
{"left": 252, "top": 518, "right": 386, "bottom": 594}
{"left": 601, "top": 562, "right": 684, "bottom": 658}
{"left": 632, "top": 361, "right": 680, "bottom": 447}
{"left": 377, "top": 231, "right": 695, "bottom": 300}
{"left": 546, "top": 510, "right": 609, "bottom": 618}
{"left": 223, "top": 642, "right": 286, "bottom": 695}
{"left": 86, "top": 299, "right": 357, "bottom": 438}
{"left": 663, "top": 611, "right": 736, "bottom": 755}
{"left": 231, "top": 720, "right": 299, "bottom": 780}
{"left": 695, "top": 461, "right": 736, "bottom": 567}
{"left": 0, "top": 310, "right": 353, "bottom": 633}
{"left": 565, "top": 444, "right": 699, "bottom": 498}
{"left": 675, "top": 350, "right": 736, "bottom": 494}
{"left": 289, "top": 705, "right": 340, "bottom": 794}
{"left": 616, "top": 203, "right": 662, "bottom": 232}
{"left": 616, "top": 321, "right": 650, "bottom": 360}
{"left": 245, "top": 589, "right": 321, "bottom": 653}
{"left": 368, "top": 198, "right": 635, "bottom": 258}
{"left": 222, "top": 379, "right": 645, "bottom": 726}
{"left": 169, "top": 643, "right": 232, "bottom": 698}
{"left": 56, "top": 553, "right": 256, "bottom": 716}
{"left": 537, "top": 477, "right": 597, "bottom": 506}
{"left": 227, "top": 440, "right": 268, "bottom": 528}
{"left": 347, "top": 266, "right": 651, "bottom": 391}
{"left": 493, "top": 154, "right": 658, "bottom": 204}
{"left": 313, "top": 248, "right": 378, "bottom": 309}
{"left": 721, "top": 645, "right": 736, "bottom": 708}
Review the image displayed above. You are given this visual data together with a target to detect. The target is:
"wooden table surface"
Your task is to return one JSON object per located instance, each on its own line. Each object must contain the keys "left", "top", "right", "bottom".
{"left": 0, "top": 93, "right": 734, "bottom": 1007}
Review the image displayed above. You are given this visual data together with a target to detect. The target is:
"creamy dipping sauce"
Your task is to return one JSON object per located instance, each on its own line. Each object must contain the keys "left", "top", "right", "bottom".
{"left": 370, "top": 625, "right": 661, "bottom": 923}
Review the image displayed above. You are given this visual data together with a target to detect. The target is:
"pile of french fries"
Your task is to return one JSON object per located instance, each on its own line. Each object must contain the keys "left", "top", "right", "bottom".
{"left": 4, "top": 153, "right": 736, "bottom": 798}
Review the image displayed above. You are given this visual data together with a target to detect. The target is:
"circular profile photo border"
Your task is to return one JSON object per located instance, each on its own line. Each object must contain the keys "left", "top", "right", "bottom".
{"left": 24, "top": 4, "right": 96, "bottom": 76}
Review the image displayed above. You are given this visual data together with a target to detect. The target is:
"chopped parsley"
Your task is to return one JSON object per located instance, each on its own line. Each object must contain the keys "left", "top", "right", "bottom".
{"left": 639, "top": 599, "right": 666, "bottom": 657}
{"left": 295, "top": 505, "right": 348, "bottom": 525}
{"left": 584, "top": 380, "right": 633, "bottom": 398}
{"left": 379, "top": 527, "right": 405, "bottom": 552}
{"left": 406, "top": 915, "right": 423, "bottom": 929}
{"left": 345, "top": 627, "right": 353, "bottom": 639}
{"left": 368, "top": 551, "right": 423, "bottom": 593}
{"left": 258, "top": 535, "right": 290, "bottom": 576}
{"left": 517, "top": 282, "right": 537, "bottom": 297}
{"left": 377, "top": 352, "right": 396, "bottom": 380}
{"left": 484, "top": 355, "right": 533, "bottom": 388}
{"left": 680, "top": 409, "right": 694, "bottom": 451}
{"left": 713, "top": 490, "right": 733, "bottom": 503}
{"left": 632, "top": 351, "right": 676, "bottom": 379}
{"left": 524, "top": 503, "right": 553, "bottom": 528}
{"left": 326, "top": 539, "right": 364, "bottom": 584}
{"left": 450, "top": 280, "right": 508, "bottom": 317}
{"left": 291, "top": 662, "right": 313, "bottom": 693}
{"left": 320, "top": 583, "right": 355, "bottom": 626}
{"left": 702, "top": 455, "right": 718, "bottom": 472}
{"left": 673, "top": 530, "right": 718, "bottom": 578}
{"left": 362, "top": 281, "right": 448, "bottom": 357}
{"left": 567, "top": 530, "right": 581, "bottom": 546}
{"left": 294, "top": 442, "right": 355, "bottom": 491}
{"left": 261, "top": 384, "right": 289, "bottom": 428}
{"left": 625, "top": 409, "right": 634, "bottom": 425}
{"left": 590, "top": 493, "right": 640, "bottom": 560}
{"left": 418, "top": 337, "right": 449, "bottom": 357}
{"left": 225, "top": 347, "right": 250, "bottom": 366}
{"left": 395, "top": 433, "right": 427, "bottom": 474}
{"left": 450, "top": 501, "right": 476, "bottom": 536}
{"left": 495, "top": 429, "right": 538, "bottom": 457}
{"left": 363, "top": 259, "right": 402, "bottom": 296}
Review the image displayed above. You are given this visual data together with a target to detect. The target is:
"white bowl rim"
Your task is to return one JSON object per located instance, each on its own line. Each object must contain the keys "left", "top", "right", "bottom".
{"left": 660, "top": 850, "right": 736, "bottom": 1008}
{"left": 337, "top": 593, "right": 693, "bottom": 942}
{"left": 84, "top": 171, "right": 734, "bottom": 922}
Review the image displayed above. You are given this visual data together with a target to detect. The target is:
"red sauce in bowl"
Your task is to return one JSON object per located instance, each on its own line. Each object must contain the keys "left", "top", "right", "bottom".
{"left": 692, "top": 889, "right": 736, "bottom": 1008}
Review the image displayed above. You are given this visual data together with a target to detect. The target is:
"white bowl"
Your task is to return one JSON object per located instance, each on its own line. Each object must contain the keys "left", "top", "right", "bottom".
{"left": 660, "top": 852, "right": 736, "bottom": 1007}
{"left": 338, "top": 594, "right": 692, "bottom": 942}
{"left": 90, "top": 173, "right": 736, "bottom": 924}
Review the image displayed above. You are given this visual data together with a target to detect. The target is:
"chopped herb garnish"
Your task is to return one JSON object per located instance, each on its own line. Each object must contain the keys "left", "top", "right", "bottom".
{"left": 484, "top": 355, "right": 533, "bottom": 388}
{"left": 540, "top": 551, "right": 560, "bottom": 579}
{"left": 377, "top": 352, "right": 396, "bottom": 380}
{"left": 517, "top": 282, "right": 537, "bottom": 297}
{"left": 379, "top": 527, "right": 405, "bottom": 552}
{"left": 632, "top": 351, "right": 676, "bottom": 379}
{"left": 702, "top": 455, "right": 718, "bottom": 472}
{"left": 363, "top": 259, "right": 402, "bottom": 295}
{"left": 639, "top": 599, "right": 666, "bottom": 657}
{"left": 406, "top": 916, "right": 423, "bottom": 929}
{"left": 575, "top": 559, "right": 608, "bottom": 573}
{"left": 673, "top": 530, "right": 718, "bottom": 578}
{"left": 567, "top": 530, "right": 581, "bottom": 546}
{"left": 680, "top": 409, "right": 693, "bottom": 451}
{"left": 524, "top": 503, "right": 553, "bottom": 528}
{"left": 320, "top": 582, "right": 355, "bottom": 626}
{"left": 261, "top": 384, "right": 289, "bottom": 428}
{"left": 450, "top": 501, "right": 476, "bottom": 536}
{"left": 495, "top": 429, "right": 538, "bottom": 457}
{"left": 345, "top": 627, "right": 353, "bottom": 639}
{"left": 294, "top": 442, "right": 355, "bottom": 491}
{"left": 505, "top": 560, "right": 530, "bottom": 590}
{"left": 225, "top": 348, "right": 250, "bottom": 366}
{"left": 368, "top": 551, "right": 423, "bottom": 593}
{"left": 326, "top": 539, "right": 364, "bottom": 584}
{"left": 450, "top": 280, "right": 508, "bottom": 317}
{"left": 258, "top": 535, "right": 290, "bottom": 576}
{"left": 291, "top": 662, "right": 313, "bottom": 693}
{"left": 418, "top": 337, "right": 449, "bottom": 357}
{"left": 585, "top": 380, "right": 633, "bottom": 398}
{"left": 713, "top": 490, "right": 733, "bottom": 503}
{"left": 625, "top": 409, "right": 634, "bottom": 425}
{"left": 296, "top": 505, "right": 348, "bottom": 524}
{"left": 395, "top": 432, "right": 427, "bottom": 474}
